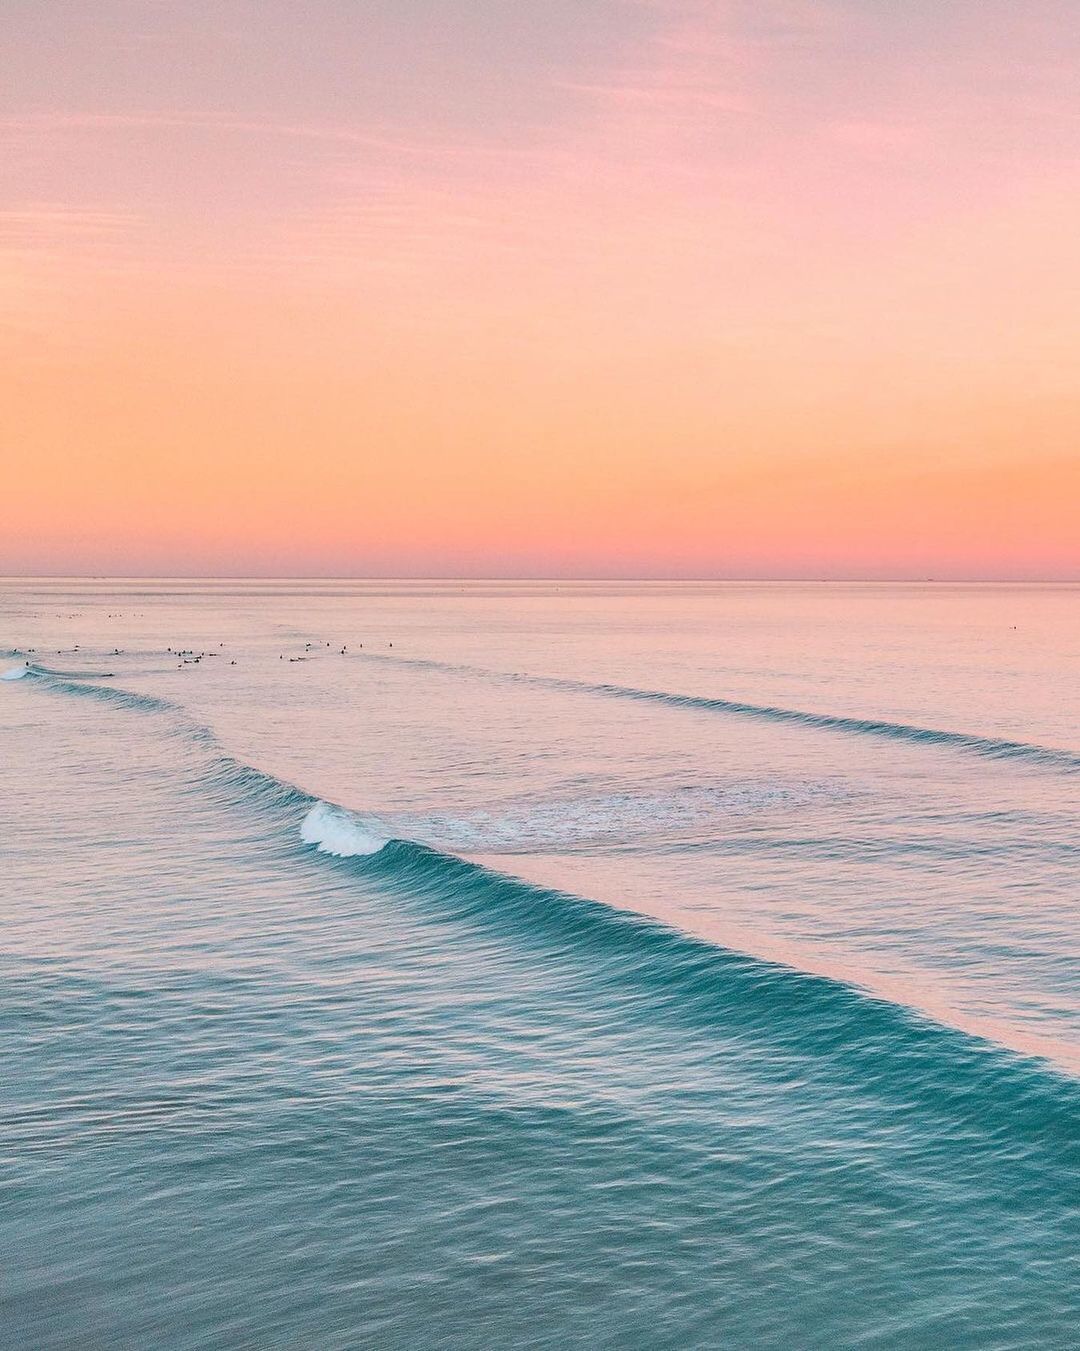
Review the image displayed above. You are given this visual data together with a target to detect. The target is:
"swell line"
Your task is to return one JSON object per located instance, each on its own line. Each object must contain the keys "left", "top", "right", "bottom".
{"left": 325, "top": 838, "right": 1080, "bottom": 1138}
{"left": 25, "top": 671, "right": 180, "bottom": 716}
{"left": 358, "top": 652, "right": 1080, "bottom": 773}
{"left": 16, "top": 668, "right": 1080, "bottom": 1092}
{"left": 21, "top": 669, "right": 312, "bottom": 813}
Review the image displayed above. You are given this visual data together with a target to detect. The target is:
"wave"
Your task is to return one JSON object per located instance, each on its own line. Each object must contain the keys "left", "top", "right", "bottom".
{"left": 358, "top": 653, "right": 1080, "bottom": 773}
{"left": 21, "top": 669, "right": 197, "bottom": 719}
{"left": 15, "top": 667, "right": 1080, "bottom": 1098}
{"left": 293, "top": 796, "right": 1080, "bottom": 1082}
{"left": 327, "top": 838, "right": 1080, "bottom": 1139}
{"left": 584, "top": 683, "right": 1080, "bottom": 771}
{"left": 24, "top": 663, "right": 117, "bottom": 679}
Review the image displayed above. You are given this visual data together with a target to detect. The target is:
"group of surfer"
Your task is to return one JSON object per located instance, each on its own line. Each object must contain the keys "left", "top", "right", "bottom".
{"left": 9, "top": 638, "right": 395, "bottom": 675}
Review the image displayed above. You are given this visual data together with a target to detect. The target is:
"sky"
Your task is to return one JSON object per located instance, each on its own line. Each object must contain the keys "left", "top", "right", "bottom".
{"left": 3, "top": 0, "right": 1078, "bottom": 578}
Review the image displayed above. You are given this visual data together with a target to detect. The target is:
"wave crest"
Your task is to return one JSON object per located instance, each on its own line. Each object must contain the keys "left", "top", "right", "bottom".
{"left": 300, "top": 801, "right": 391, "bottom": 857}
{"left": 359, "top": 653, "right": 1080, "bottom": 773}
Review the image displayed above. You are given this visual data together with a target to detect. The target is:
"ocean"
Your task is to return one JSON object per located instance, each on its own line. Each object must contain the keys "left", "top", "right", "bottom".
{"left": 2, "top": 579, "right": 1077, "bottom": 1348}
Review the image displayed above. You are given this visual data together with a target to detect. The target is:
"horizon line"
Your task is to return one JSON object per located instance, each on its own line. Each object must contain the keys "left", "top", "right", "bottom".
{"left": 2, "top": 574, "right": 1078, "bottom": 585}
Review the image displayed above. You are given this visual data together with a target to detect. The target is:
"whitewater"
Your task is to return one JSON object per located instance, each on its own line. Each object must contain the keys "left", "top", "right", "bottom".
{"left": 2, "top": 579, "right": 1077, "bottom": 1348}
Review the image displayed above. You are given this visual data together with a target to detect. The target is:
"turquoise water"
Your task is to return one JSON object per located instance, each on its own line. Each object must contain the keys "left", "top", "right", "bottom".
{"left": 2, "top": 580, "right": 1078, "bottom": 1348}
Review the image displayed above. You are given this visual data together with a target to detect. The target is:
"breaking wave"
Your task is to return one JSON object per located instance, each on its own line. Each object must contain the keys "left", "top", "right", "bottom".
{"left": 300, "top": 801, "right": 391, "bottom": 856}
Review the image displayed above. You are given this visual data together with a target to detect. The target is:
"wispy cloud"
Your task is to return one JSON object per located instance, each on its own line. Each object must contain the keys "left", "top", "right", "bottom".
{"left": 0, "top": 111, "right": 493, "bottom": 160}
{"left": 0, "top": 204, "right": 137, "bottom": 241}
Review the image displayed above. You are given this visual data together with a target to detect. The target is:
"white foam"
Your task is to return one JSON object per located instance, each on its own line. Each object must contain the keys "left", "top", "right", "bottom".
{"left": 299, "top": 781, "right": 836, "bottom": 861}
{"left": 2, "top": 665, "right": 29, "bottom": 681}
{"left": 300, "top": 801, "right": 390, "bottom": 857}
{"left": 398, "top": 782, "right": 833, "bottom": 853}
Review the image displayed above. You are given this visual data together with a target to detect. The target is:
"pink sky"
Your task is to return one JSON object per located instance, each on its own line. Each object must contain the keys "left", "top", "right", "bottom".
{"left": 3, "top": 1, "right": 1079, "bottom": 577}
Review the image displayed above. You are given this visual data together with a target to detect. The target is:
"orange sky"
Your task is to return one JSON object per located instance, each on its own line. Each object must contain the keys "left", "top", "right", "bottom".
{"left": 3, "top": 1, "right": 1079, "bottom": 577}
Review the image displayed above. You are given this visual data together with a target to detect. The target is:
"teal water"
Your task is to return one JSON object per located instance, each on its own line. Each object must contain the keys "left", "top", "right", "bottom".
{"left": 2, "top": 581, "right": 1078, "bottom": 1347}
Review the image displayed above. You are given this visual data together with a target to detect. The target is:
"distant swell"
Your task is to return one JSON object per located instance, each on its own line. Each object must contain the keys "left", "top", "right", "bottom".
{"left": 582, "top": 684, "right": 1080, "bottom": 771}
{"left": 360, "top": 653, "right": 1080, "bottom": 773}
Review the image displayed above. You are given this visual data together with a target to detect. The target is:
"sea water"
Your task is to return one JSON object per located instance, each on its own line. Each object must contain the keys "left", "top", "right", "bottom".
{"left": 1, "top": 580, "right": 1077, "bottom": 1348}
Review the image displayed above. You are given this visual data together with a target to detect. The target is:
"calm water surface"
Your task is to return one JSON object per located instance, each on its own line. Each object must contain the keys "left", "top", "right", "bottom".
{"left": 2, "top": 580, "right": 1078, "bottom": 1348}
